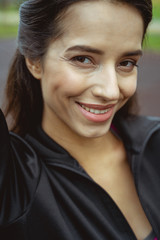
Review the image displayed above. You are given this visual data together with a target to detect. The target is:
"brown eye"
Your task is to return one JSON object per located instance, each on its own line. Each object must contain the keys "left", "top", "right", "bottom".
{"left": 118, "top": 60, "right": 138, "bottom": 72}
{"left": 72, "top": 56, "right": 92, "bottom": 64}
{"left": 69, "top": 55, "right": 97, "bottom": 69}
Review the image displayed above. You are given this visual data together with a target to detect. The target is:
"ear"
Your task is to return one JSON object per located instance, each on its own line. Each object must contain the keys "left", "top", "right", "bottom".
{"left": 25, "top": 58, "right": 42, "bottom": 80}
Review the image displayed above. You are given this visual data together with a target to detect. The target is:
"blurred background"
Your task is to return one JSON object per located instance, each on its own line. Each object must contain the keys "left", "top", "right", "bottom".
{"left": 0, "top": 0, "right": 160, "bottom": 116}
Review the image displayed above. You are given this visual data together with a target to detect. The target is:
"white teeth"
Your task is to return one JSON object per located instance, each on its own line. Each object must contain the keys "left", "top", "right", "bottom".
{"left": 85, "top": 107, "right": 90, "bottom": 111}
{"left": 95, "top": 110, "right": 100, "bottom": 114}
{"left": 90, "top": 108, "right": 95, "bottom": 113}
{"left": 81, "top": 104, "right": 109, "bottom": 114}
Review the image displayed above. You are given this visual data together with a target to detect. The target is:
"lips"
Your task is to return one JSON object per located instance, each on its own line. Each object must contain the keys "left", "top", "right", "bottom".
{"left": 80, "top": 104, "right": 110, "bottom": 114}
{"left": 78, "top": 102, "right": 114, "bottom": 109}
{"left": 78, "top": 102, "right": 114, "bottom": 113}
{"left": 77, "top": 102, "right": 115, "bottom": 122}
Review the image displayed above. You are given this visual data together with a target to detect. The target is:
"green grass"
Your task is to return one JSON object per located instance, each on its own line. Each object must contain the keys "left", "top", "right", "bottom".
{"left": 153, "top": 7, "right": 160, "bottom": 20}
{"left": 153, "top": 0, "right": 160, "bottom": 20}
{"left": 0, "top": 2, "right": 21, "bottom": 11}
{"left": 145, "top": 0, "right": 160, "bottom": 51}
{"left": 0, "top": 9, "right": 19, "bottom": 38}
{"left": 0, "top": 24, "right": 18, "bottom": 38}
{"left": 143, "top": 33, "right": 160, "bottom": 52}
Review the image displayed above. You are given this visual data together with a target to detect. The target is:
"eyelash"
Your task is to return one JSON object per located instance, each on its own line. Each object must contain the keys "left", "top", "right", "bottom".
{"left": 119, "top": 60, "right": 138, "bottom": 67}
{"left": 70, "top": 56, "right": 95, "bottom": 67}
{"left": 118, "top": 60, "right": 139, "bottom": 72}
{"left": 69, "top": 55, "right": 138, "bottom": 72}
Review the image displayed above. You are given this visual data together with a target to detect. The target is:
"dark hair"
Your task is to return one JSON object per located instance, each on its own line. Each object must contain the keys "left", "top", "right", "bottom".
{"left": 4, "top": 0, "right": 152, "bottom": 135}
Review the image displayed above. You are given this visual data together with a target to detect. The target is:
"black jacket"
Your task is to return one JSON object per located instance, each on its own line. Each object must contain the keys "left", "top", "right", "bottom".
{"left": 0, "top": 109, "right": 160, "bottom": 239}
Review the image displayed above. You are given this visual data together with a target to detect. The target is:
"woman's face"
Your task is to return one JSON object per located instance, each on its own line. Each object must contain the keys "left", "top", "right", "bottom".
{"left": 36, "top": 1, "right": 144, "bottom": 138}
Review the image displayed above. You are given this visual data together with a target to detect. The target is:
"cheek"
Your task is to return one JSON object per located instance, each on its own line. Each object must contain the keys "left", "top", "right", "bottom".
{"left": 43, "top": 69, "right": 86, "bottom": 98}
{"left": 120, "top": 76, "right": 137, "bottom": 99}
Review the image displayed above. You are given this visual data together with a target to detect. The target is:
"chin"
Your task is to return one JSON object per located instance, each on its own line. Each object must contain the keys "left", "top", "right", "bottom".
{"left": 77, "top": 125, "right": 111, "bottom": 139}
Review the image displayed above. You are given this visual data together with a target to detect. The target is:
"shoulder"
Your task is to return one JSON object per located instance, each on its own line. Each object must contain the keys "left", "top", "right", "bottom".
{"left": 0, "top": 110, "right": 41, "bottom": 225}
{"left": 10, "top": 132, "right": 41, "bottom": 193}
{"left": 10, "top": 132, "right": 40, "bottom": 173}
{"left": 0, "top": 109, "right": 39, "bottom": 172}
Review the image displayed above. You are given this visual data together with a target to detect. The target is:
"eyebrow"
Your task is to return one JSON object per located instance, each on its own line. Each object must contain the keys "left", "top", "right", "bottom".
{"left": 65, "top": 45, "right": 143, "bottom": 57}
{"left": 65, "top": 45, "right": 104, "bottom": 55}
{"left": 122, "top": 50, "right": 143, "bottom": 57}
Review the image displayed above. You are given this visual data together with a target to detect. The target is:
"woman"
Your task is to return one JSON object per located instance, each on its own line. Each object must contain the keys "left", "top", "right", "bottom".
{"left": 0, "top": 0, "right": 159, "bottom": 239}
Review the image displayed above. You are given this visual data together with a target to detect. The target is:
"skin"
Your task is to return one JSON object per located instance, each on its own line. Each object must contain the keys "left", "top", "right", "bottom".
{"left": 38, "top": 1, "right": 143, "bottom": 140}
{"left": 26, "top": 1, "right": 152, "bottom": 238}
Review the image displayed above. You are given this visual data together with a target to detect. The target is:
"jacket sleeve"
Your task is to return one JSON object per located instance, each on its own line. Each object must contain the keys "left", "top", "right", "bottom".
{"left": 0, "top": 109, "right": 40, "bottom": 226}
{"left": 0, "top": 109, "right": 10, "bottom": 166}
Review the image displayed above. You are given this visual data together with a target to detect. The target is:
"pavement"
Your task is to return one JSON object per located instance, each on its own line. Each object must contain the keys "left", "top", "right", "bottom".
{"left": 0, "top": 38, "right": 160, "bottom": 117}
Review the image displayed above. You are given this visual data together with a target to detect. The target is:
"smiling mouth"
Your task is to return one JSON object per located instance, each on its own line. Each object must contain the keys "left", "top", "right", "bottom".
{"left": 77, "top": 102, "right": 115, "bottom": 122}
{"left": 77, "top": 102, "right": 113, "bottom": 115}
{"left": 80, "top": 104, "right": 110, "bottom": 114}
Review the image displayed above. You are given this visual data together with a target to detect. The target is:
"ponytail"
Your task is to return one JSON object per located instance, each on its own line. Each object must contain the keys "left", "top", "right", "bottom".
{"left": 4, "top": 49, "right": 43, "bottom": 136}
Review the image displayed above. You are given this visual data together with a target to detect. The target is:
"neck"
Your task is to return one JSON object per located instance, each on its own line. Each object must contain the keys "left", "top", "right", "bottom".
{"left": 42, "top": 112, "right": 121, "bottom": 168}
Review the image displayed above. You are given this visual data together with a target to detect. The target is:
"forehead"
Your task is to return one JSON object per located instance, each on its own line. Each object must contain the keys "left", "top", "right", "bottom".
{"left": 48, "top": 1, "right": 144, "bottom": 55}
{"left": 61, "top": 1, "right": 143, "bottom": 32}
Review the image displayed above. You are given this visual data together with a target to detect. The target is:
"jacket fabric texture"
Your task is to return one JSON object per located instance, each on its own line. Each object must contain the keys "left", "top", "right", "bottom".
{"left": 0, "top": 109, "right": 160, "bottom": 240}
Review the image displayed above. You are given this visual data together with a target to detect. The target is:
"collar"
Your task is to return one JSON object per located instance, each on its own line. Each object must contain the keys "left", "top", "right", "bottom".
{"left": 113, "top": 114, "right": 160, "bottom": 154}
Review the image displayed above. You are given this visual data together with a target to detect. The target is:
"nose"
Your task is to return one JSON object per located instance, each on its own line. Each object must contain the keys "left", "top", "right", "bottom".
{"left": 91, "top": 64, "right": 120, "bottom": 101}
